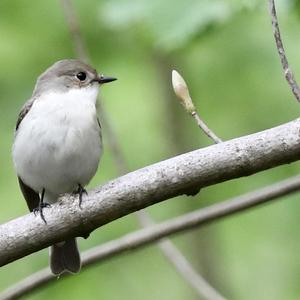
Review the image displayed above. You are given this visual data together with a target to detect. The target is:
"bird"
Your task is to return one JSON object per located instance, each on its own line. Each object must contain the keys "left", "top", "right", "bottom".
{"left": 12, "top": 59, "right": 116, "bottom": 275}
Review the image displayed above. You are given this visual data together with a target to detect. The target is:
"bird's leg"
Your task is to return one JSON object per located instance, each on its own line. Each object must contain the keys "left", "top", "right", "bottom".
{"left": 33, "top": 188, "right": 51, "bottom": 223}
{"left": 75, "top": 184, "right": 88, "bottom": 208}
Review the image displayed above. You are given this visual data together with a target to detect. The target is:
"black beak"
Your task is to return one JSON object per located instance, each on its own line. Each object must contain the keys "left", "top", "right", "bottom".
{"left": 97, "top": 75, "right": 117, "bottom": 84}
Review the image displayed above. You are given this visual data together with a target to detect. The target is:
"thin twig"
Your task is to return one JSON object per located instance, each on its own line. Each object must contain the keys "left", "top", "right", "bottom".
{"left": 191, "top": 112, "right": 223, "bottom": 143}
{"left": 268, "top": 0, "right": 300, "bottom": 102}
{"left": 136, "top": 211, "right": 226, "bottom": 300}
{"left": 60, "top": 0, "right": 89, "bottom": 63}
{"left": 61, "top": 1, "right": 223, "bottom": 299}
{"left": 1, "top": 174, "right": 300, "bottom": 300}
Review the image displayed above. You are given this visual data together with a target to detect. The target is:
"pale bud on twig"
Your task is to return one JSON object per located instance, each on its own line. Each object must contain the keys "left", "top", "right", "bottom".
{"left": 172, "top": 70, "right": 196, "bottom": 114}
{"left": 171, "top": 69, "right": 222, "bottom": 144}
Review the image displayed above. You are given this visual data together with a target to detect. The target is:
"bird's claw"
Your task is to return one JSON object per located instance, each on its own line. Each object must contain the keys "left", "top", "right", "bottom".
{"left": 75, "top": 184, "right": 88, "bottom": 208}
{"left": 33, "top": 188, "right": 50, "bottom": 223}
{"left": 33, "top": 202, "right": 51, "bottom": 224}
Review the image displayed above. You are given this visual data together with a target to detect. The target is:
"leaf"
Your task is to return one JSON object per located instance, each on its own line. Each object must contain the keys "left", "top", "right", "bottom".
{"left": 100, "top": 0, "right": 260, "bottom": 51}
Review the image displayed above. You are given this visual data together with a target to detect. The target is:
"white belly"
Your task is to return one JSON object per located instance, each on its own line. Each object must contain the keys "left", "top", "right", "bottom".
{"left": 13, "top": 88, "right": 102, "bottom": 197}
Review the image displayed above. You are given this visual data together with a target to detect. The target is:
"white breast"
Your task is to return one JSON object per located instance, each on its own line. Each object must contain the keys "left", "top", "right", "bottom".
{"left": 13, "top": 86, "right": 102, "bottom": 198}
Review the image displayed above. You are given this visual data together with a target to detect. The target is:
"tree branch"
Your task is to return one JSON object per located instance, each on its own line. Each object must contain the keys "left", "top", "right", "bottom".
{"left": 268, "top": 0, "right": 300, "bottom": 101}
{"left": 2, "top": 173, "right": 300, "bottom": 300}
{"left": 1, "top": 118, "right": 300, "bottom": 266}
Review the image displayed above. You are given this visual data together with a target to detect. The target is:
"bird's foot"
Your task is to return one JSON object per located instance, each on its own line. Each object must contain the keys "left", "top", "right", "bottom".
{"left": 33, "top": 202, "right": 51, "bottom": 224}
{"left": 33, "top": 188, "right": 51, "bottom": 223}
{"left": 75, "top": 184, "right": 88, "bottom": 208}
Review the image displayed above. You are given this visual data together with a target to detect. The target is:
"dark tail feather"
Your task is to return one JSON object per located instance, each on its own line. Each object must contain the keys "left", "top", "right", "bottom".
{"left": 50, "top": 238, "right": 81, "bottom": 275}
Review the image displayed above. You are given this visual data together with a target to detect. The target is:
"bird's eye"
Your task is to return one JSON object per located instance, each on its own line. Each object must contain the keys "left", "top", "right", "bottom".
{"left": 76, "top": 72, "right": 86, "bottom": 81}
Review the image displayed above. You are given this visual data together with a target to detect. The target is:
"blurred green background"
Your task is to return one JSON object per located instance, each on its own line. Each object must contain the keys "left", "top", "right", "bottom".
{"left": 1, "top": 0, "right": 300, "bottom": 299}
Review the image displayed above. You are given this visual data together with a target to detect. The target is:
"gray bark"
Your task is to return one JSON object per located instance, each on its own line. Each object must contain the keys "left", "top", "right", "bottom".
{"left": 1, "top": 118, "right": 300, "bottom": 266}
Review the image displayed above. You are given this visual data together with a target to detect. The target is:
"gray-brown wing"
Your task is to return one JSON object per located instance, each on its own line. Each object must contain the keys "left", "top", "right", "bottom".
{"left": 15, "top": 98, "right": 40, "bottom": 211}
{"left": 15, "top": 98, "right": 35, "bottom": 131}
{"left": 18, "top": 177, "right": 40, "bottom": 212}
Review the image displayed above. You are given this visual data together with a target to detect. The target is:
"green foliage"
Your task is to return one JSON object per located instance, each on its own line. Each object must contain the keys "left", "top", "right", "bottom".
{"left": 100, "top": 0, "right": 260, "bottom": 51}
